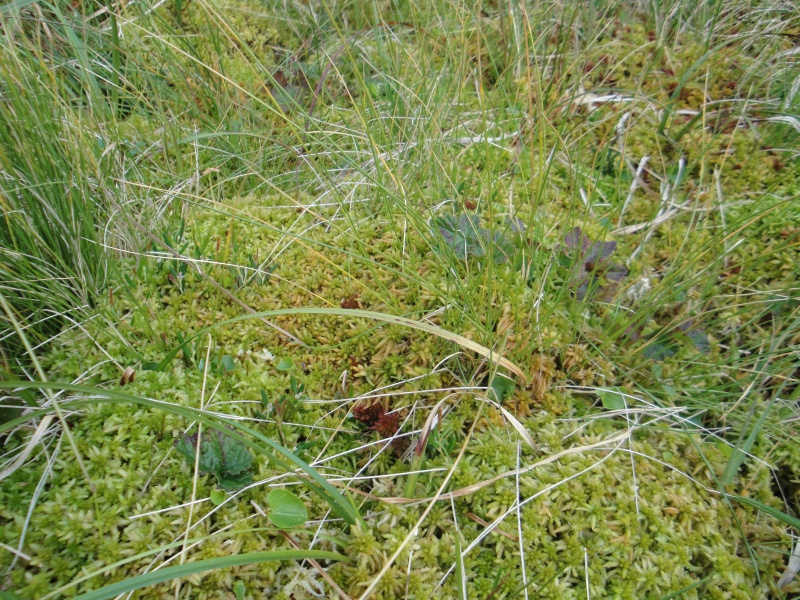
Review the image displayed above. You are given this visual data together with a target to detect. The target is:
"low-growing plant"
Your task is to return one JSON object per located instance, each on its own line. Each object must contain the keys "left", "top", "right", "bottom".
{"left": 175, "top": 426, "right": 255, "bottom": 491}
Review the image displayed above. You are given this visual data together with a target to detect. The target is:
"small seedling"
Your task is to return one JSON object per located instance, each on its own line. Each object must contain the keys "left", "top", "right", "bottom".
{"left": 273, "top": 376, "right": 305, "bottom": 444}
{"left": 175, "top": 427, "right": 255, "bottom": 491}
{"left": 428, "top": 421, "right": 457, "bottom": 457}
{"left": 275, "top": 356, "right": 294, "bottom": 371}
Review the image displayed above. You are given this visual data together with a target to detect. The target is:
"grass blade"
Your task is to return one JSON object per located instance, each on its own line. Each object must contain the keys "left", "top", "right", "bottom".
{"left": 727, "top": 495, "right": 800, "bottom": 531}
{"left": 72, "top": 550, "right": 350, "bottom": 600}
{"left": 150, "top": 308, "right": 527, "bottom": 382}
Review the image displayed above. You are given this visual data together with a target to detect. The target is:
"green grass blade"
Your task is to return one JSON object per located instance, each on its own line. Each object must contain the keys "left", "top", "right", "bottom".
{"left": 727, "top": 495, "right": 800, "bottom": 531}
{"left": 41, "top": 527, "right": 339, "bottom": 600}
{"left": 454, "top": 529, "right": 467, "bottom": 600}
{"left": 72, "top": 550, "right": 349, "bottom": 600}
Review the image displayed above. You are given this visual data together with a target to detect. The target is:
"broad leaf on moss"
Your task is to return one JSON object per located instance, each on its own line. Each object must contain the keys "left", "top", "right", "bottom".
{"left": 176, "top": 427, "right": 255, "bottom": 491}
{"left": 642, "top": 339, "right": 679, "bottom": 361}
{"left": 489, "top": 374, "right": 515, "bottom": 402}
{"left": 599, "top": 388, "right": 627, "bottom": 411}
{"left": 435, "top": 214, "right": 517, "bottom": 263}
{"left": 267, "top": 489, "right": 308, "bottom": 528}
{"left": 682, "top": 327, "right": 711, "bottom": 354}
{"left": 436, "top": 214, "right": 487, "bottom": 259}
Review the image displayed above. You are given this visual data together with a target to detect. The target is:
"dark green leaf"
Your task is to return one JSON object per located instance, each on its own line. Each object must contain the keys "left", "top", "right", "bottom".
{"left": 489, "top": 229, "right": 516, "bottom": 264}
{"left": 176, "top": 428, "right": 254, "bottom": 483}
{"left": 218, "top": 431, "right": 254, "bottom": 475}
{"left": 686, "top": 412, "right": 705, "bottom": 429}
{"left": 218, "top": 471, "right": 253, "bottom": 492}
{"left": 685, "top": 329, "right": 711, "bottom": 354}
{"left": 436, "top": 214, "right": 485, "bottom": 259}
{"left": 176, "top": 433, "right": 221, "bottom": 473}
{"left": 642, "top": 340, "right": 678, "bottom": 361}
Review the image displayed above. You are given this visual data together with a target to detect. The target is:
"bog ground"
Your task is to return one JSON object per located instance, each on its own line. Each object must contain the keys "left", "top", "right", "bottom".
{"left": 0, "top": 0, "right": 798, "bottom": 598}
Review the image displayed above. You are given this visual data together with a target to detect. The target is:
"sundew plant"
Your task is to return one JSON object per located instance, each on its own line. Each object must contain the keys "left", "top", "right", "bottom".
{"left": 0, "top": 0, "right": 799, "bottom": 598}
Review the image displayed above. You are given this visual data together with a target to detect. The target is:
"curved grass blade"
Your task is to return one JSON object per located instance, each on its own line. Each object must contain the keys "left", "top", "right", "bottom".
{"left": 72, "top": 550, "right": 349, "bottom": 600}
{"left": 150, "top": 307, "right": 527, "bottom": 382}
{"left": 0, "top": 381, "right": 363, "bottom": 528}
{"left": 41, "top": 527, "right": 337, "bottom": 600}
{"left": 727, "top": 494, "right": 800, "bottom": 530}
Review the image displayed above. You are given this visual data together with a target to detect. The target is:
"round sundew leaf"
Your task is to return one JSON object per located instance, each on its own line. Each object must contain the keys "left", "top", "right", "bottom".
{"left": 267, "top": 489, "right": 308, "bottom": 528}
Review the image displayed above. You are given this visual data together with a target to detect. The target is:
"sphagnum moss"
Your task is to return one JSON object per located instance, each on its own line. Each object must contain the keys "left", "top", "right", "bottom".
{"left": 3, "top": 0, "right": 800, "bottom": 596}
{"left": 2, "top": 194, "right": 794, "bottom": 598}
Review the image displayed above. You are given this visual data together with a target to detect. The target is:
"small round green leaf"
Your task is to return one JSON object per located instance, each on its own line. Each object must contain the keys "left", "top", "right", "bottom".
{"left": 275, "top": 357, "right": 294, "bottom": 372}
{"left": 210, "top": 489, "right": 227, "bottom": 506}
{"left": 599, "top": 388, "right": 626, "bottom": 411}
{"left": 220, "top": 355, "right": 236, "bottom": 374}
{"left": 267, "top": 489, "right": 307, "bottom": 528}
{"left": 489, "top": 374, "right": 515, "bottom": 402}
